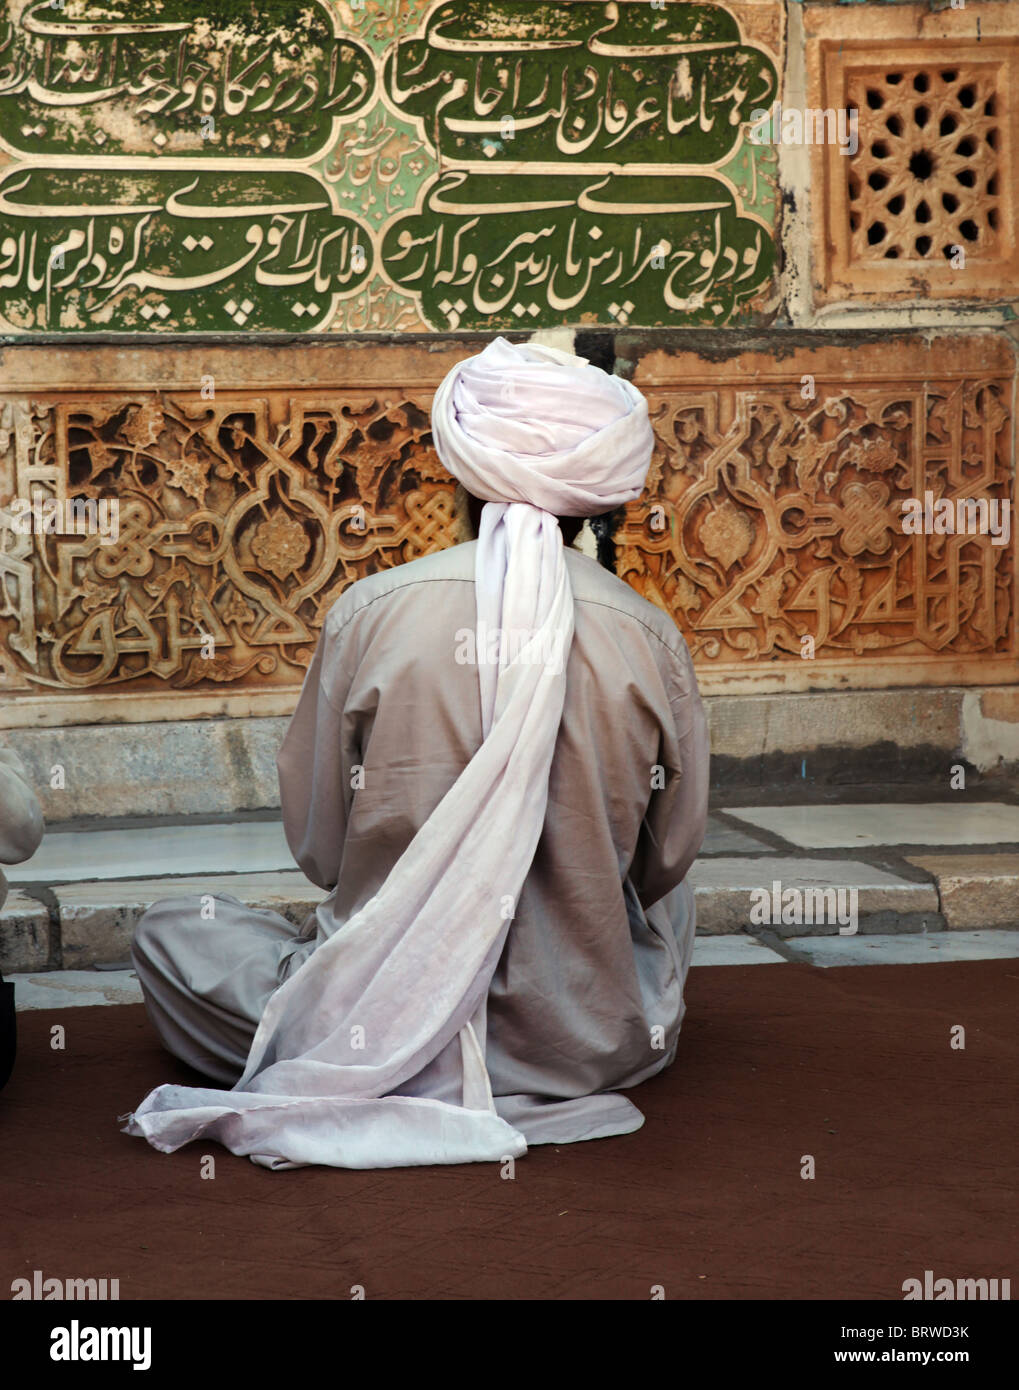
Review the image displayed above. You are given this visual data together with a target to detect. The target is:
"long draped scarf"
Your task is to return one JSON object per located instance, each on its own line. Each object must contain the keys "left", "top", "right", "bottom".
{"left": 123, "top": 336, "right": 654, "bottom": 1168}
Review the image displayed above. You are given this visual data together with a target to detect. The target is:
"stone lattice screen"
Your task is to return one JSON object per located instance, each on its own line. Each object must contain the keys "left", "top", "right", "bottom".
{"left": 807, "top": 5, "right": 1018, "bottom": 302}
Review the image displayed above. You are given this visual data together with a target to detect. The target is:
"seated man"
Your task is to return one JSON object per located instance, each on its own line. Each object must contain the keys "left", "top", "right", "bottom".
{"left": 125, "top": 336, "right": 709, "bottom": 1169}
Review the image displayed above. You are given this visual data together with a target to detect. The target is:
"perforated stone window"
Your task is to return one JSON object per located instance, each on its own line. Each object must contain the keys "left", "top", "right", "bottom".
{"left": 847, "top": 65, "right": 1000, "bottom": 265}
{"left": 806, "top": 7, "right": 1018, "bottom": 302}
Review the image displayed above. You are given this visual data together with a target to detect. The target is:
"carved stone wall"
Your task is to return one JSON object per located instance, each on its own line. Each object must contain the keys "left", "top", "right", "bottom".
{"left": 617, "top": 334, "right": 1017, "bottom": 694}
{"left": 0, "top": 1, "right": 1017, "bottom": 725}
{"left": 0, "top": 342, "right": 478, "bottom": 723}
{"left": 1, "top": 335, "right": 1015, "bottom": 723}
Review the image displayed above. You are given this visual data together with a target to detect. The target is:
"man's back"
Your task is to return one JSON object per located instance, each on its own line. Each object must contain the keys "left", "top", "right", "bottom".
{"left": 128, "top": 338, "right": 708, "bottom": 1165}
{"left": 278, "top": 539, "right": 709, "bottom": 1111}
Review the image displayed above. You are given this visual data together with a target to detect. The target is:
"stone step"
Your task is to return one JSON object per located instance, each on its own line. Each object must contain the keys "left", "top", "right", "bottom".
{"left": 13, "top": 925, "right": 1019, "bottom": 1011}
{"left": 3, "top": 810, "right": 1018, "bottom": 973}
{"left": 1, "top": 872, "right": 315, "bottom": 973}
{"left": 779, "top": 929, "right": 1019, "bottom": 968}
{"left": 8, "top": 939, "right": 791, "bottom": 1011}
{"left": 686, "top": 856, "right": 939, "bottom": 935}
{"left": 905, "top": 854, "right": 1019, "bottom": 930}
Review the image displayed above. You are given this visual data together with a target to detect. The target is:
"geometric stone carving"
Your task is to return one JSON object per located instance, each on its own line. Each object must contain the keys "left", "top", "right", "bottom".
{"left": 617, "top": 335, "right": 1017, "bottom": 694}
{"left": 848, "top": 67, "right": 1001, "bottom": 266}
{"left": 0, "top": 342, "right": 475, "bottom": 724}
{"left": 807, "top": 3, "right": 1019, "bottom": 301}
{"left": 2, "top": 334, "right": 1015, "bottom": 722}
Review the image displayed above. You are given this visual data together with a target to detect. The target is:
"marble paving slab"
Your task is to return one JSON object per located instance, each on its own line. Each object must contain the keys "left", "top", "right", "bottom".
{"left": 690, "top": 935, "right": 786, "bottom": 966}
{"left": 8, "top": 821, "right": 298, "bottom": 884}
{"left": 726, "top": 803, "right": 1019, "bottom": 850}
{"left": 11, "top": 969, "right": 144, "bottom": 1010}
{"left": 11, "top": 814, "right": 773, "bottom": 884}
{"left": 699, "top": 815, "right": 774, "bottom": 855}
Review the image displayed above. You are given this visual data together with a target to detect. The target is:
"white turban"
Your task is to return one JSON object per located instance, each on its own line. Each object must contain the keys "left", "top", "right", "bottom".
{"left": 431, "top": 333, "right": 653, "bottom": 751}
{"left": 124, "top": 337, "right": 654, "bottom": 1170}
{"left": 431, "top": 334, "right": 654, "bottom": 516}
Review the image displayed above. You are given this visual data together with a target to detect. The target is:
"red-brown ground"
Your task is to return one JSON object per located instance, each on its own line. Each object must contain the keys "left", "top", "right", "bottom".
{"left": 3, "top": 960, "right": 1015, "bottom": 1300}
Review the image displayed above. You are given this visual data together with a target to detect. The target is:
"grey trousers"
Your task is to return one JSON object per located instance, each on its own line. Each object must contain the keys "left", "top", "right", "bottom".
{"left": 132, "top": 896, "right": 319, "bottom": 1086}
{"left": 132, "top": 879, "right": 697, "bottom": 1091}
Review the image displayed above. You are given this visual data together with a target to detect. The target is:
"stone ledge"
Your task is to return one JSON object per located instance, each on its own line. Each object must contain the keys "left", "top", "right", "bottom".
{"left": 4, "top": 719, "right": 289, "bottom": 819}
{"left": 687, "top": 856, "right": 937, "bottom": 935}
{"left": 0, "top": 890, "right": 50, "bottom": 973}
{"left": 2, "top": 855, "right": 958, "bottom": 972}
{"left": 6, "top": 686, "right": 1016, "bottom": 822}
{"left": 53, "top": 872, "right": 322, "bottom": 968}
{"left": 906, "top": 854, "right": 1019, "bottom": 930}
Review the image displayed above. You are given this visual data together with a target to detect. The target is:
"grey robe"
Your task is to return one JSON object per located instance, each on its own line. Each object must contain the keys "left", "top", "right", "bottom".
{"left": 133, "top": 541, "right": 709, "bottom": 1145}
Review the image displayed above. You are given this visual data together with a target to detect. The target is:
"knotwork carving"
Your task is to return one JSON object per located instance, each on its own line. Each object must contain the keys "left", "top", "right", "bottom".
{"left": 0, "top": 390, "right": 463, "bottom": 695}
{"left": 616, "top": 348, "right": 1015, "bottom": 688}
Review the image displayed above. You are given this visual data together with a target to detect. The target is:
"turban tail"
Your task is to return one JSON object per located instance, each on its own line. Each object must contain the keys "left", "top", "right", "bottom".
{"left": 124, "top": 338, "right": 654, "bottom": 1168}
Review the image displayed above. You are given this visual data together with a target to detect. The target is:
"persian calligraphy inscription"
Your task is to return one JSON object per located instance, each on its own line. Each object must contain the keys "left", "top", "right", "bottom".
{"left": 0, "top": 0, "right": 375, "bottom": 158}
{"left": 0, "top": 0, "right": 781, "bottom": 332}
{"left": 0, "top": 167, "right": 374, "bottom": 330}
{"left": 618, "top": 336, "right": 1018, "bottom": 694}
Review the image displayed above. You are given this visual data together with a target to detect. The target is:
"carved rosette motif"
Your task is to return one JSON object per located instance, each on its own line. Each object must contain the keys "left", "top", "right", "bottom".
{"left": 0, "top": 388, "right": 465, "bottom": 698}
{"left": 615, "top": 341, "right": 1017, "bottom": 693}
